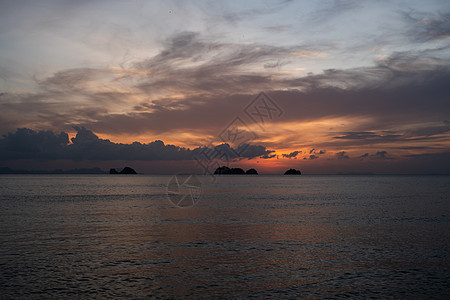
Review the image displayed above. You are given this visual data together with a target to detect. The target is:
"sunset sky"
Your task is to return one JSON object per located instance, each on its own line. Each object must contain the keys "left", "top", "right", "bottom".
{"left": 1, "top": 0, "right": 450, "bottom": 174}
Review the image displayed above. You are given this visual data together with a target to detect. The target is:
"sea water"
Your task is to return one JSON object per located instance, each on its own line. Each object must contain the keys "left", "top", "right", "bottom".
{"left": 0, "top": 174, "right": 449, "bottom": 298}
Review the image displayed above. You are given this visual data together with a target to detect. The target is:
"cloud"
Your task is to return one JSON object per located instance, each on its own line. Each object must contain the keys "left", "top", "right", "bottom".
{"left": 306, "top": 0, "right": 361, "bottom": 26}
{"left": 132, "top": 31, "right": 304, "bottom": 97}
{"left": 210, "top": 0, "right": 295, "bottom": 23}
{"left": 405, "top": 125, "right": 450, "bottom": 138}
{"left": 309, "top": 154, "right": 319, "bottom": 160}
{"left": 309, "top": 149, "right": 325, "bottom": 155}
{"left": 403, "top": 11, "right": 450, "bottom": 42}
{"left": 334, "top": 131, "right": 401, "bottom": 140}
{"left": 0, "top": 128, "right": 69, "bottom": 160}
{"left": 263, "top": 60, "right": 290, "bottom": 69}
{"left": 1, "top": 33, "right": 450, "bottom": 153}
{"left": 359, "top": 151, "right": 393, "bottom": 160}
{"left": 0, "top": 127, "right": 274, "bottom": 162}
{"left": 331, "top": 131, "right": 405, "bottom": 147}
{"left": 373, "top": 151, "right": 392, "bottom": 160}
{"left": 260, "top": 153, "right": 277, "bottom": 159}
{"left": 335, "top": 151, "right": 350, "bottom": 160}
{"left": 264, "top": 25, "right": 291, "bottom": 33}
{"left": 237, "top": 144, "right": 274, "bottom": 159}
{"left": 282, "top": 150, "right": 301, "bottom": 158}
{"left": 359, "top": 153, "right": 369, "bottom": 159}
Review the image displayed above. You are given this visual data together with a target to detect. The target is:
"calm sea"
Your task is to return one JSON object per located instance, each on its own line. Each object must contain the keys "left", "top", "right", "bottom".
{"left": 0, "top": 175, "right": 449, "bottom": 298}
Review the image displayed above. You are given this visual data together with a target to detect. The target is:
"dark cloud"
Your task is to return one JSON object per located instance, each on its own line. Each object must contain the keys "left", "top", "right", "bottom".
{"left": 309, "top": 149, "right": 325, "bottom": 155}
{"left": 331, "top": 131, "right": 404, "bottom": 147}
{"left": 0, "top": 127, "right": 273, "bottom": 162}
{"left": 334, "top": 131, "right": 400, "bottom": 140}
{"left": 133, "top": 31, "right": 292, "bottom": 96}
{"left": 373, "top": 151, "right": 392, "bottom": 160}
{"left": 261, "top": 153, "right": 277, "bottom": 159}
{"left": 237, "top": 144, "right": 274, "bottom": 159}
{"left": 204, "top": 143, "right": 274, "bottom": 161}
{"left": 403, "top": 11, "right": 450, "bottom": 42}
{"left": 0, "top": 128, "right": 69, "bottom": 160}
{"left": 309, "top": 154, "right": 319, "bottom": 160}
{"left": 398, "top": 146, "right": 434, "bottom": 150}
{"left": 405, "top": 150, "right": 450, "bottom": 160}
{"left": 263, "top": 60, "right": 290, "bottom": 69}
{"left": 323, "top": 124, "right": 450, "bottom": 149}
{"left": 306, "top": 0, "right": 360, "bottom": 26}
{"left": 335, "top": 151, "right": 350, "bottom": 160}
{"left": 282, "top": 150, "right": 301, "bottom": 158}
{"left": 406, "top": 125, "right": 450, "bottom": 138}
{"left": 359, "top": 151, "right": 393, "bottom": 160}
{"left": 264, "top": 25, "right": 291, "bottom": 33}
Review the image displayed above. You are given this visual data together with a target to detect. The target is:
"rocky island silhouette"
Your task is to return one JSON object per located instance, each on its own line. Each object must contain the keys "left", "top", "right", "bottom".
{"left": 284, "top": 168, "right": 301, "bottom": 175}
{"left": 245, "top": 168, "right": 258, "bottom": 175}
{"left": 214, "top": 166, "right": 258, "bottom": 175}
{"left": 213, "top": 166, "right": 302, "bottom": 175}
{"left": 110, "top": 167, "right": 137, "bottom": 174}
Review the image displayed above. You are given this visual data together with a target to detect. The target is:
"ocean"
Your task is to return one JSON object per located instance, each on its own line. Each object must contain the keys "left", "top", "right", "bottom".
{"left": 0, "top": 174, "right": 449, "bottom": 298}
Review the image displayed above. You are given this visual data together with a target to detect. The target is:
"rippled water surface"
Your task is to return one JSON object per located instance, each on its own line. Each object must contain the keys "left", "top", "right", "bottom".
{"left": 1, "top": 175, "right": 449, "bottom": 298}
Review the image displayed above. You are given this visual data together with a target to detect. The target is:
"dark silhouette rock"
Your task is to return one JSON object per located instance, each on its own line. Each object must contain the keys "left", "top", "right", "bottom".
{"left": 119, "top": 167, "right": 137, "bottom": 174}
{"left": 214, "top": 166, "right": 230, "bottom": 174}
{"left": 284, "top": 168, "right": 301, "bottom": 175}
{"left": 214, "top": 166, "right": 245, "bottom": 174}
{"left": 109, "top": 168, "right": 119, "bottom": 174}
{"left": 231, "top": 168, "right": 245, "bottom": 174}
{"left": 245, "top": 168, "right": 258, "bottom": 175}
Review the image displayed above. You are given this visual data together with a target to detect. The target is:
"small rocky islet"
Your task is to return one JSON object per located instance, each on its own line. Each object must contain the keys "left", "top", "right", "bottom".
{"left": 284, "top": 168, "right": 302, "bottom": 175}
{"left": 214, "top": 166, "right": 247, "bottom": 174}
{"left": 109, "top": 166, "right": 137, "bottom": 174}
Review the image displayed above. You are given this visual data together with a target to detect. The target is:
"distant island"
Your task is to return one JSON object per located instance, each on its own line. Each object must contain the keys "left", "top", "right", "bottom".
{"left": 245, "top": 168, "right": 258, "bottom": 175}
{"left": 213, "top": 166, "right": 303, "bottom": 175}
{"left": 110, "top": 166, "right": 137, "bottom": 174}
{"left": 284, "top": 168, "right": 302, "bottom": 175}
{"left": 214, "top": 166, "right": 258, "bottom": 175}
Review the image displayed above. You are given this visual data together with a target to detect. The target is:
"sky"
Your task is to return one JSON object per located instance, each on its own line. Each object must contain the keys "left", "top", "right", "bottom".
{"left": 1, "top": 0, "right": 450, "bottom": 174}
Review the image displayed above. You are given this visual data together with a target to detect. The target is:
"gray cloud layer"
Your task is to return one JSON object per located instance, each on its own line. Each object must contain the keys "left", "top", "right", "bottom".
{"left": 3, "top": 46, "right": 449, "bottom": 129}
{"left": 0, "top": 127, "right": 273, "bottom": 162}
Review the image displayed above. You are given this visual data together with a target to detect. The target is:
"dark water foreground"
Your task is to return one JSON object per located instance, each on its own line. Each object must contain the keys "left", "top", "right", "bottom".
{"left": 0, "top": 175, "right": 449, "bottom": 298}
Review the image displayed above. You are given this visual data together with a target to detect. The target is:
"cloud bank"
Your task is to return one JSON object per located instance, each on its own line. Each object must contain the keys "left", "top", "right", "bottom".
{"left": 0, "top": 127, "right": 273, "bottom": 162}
